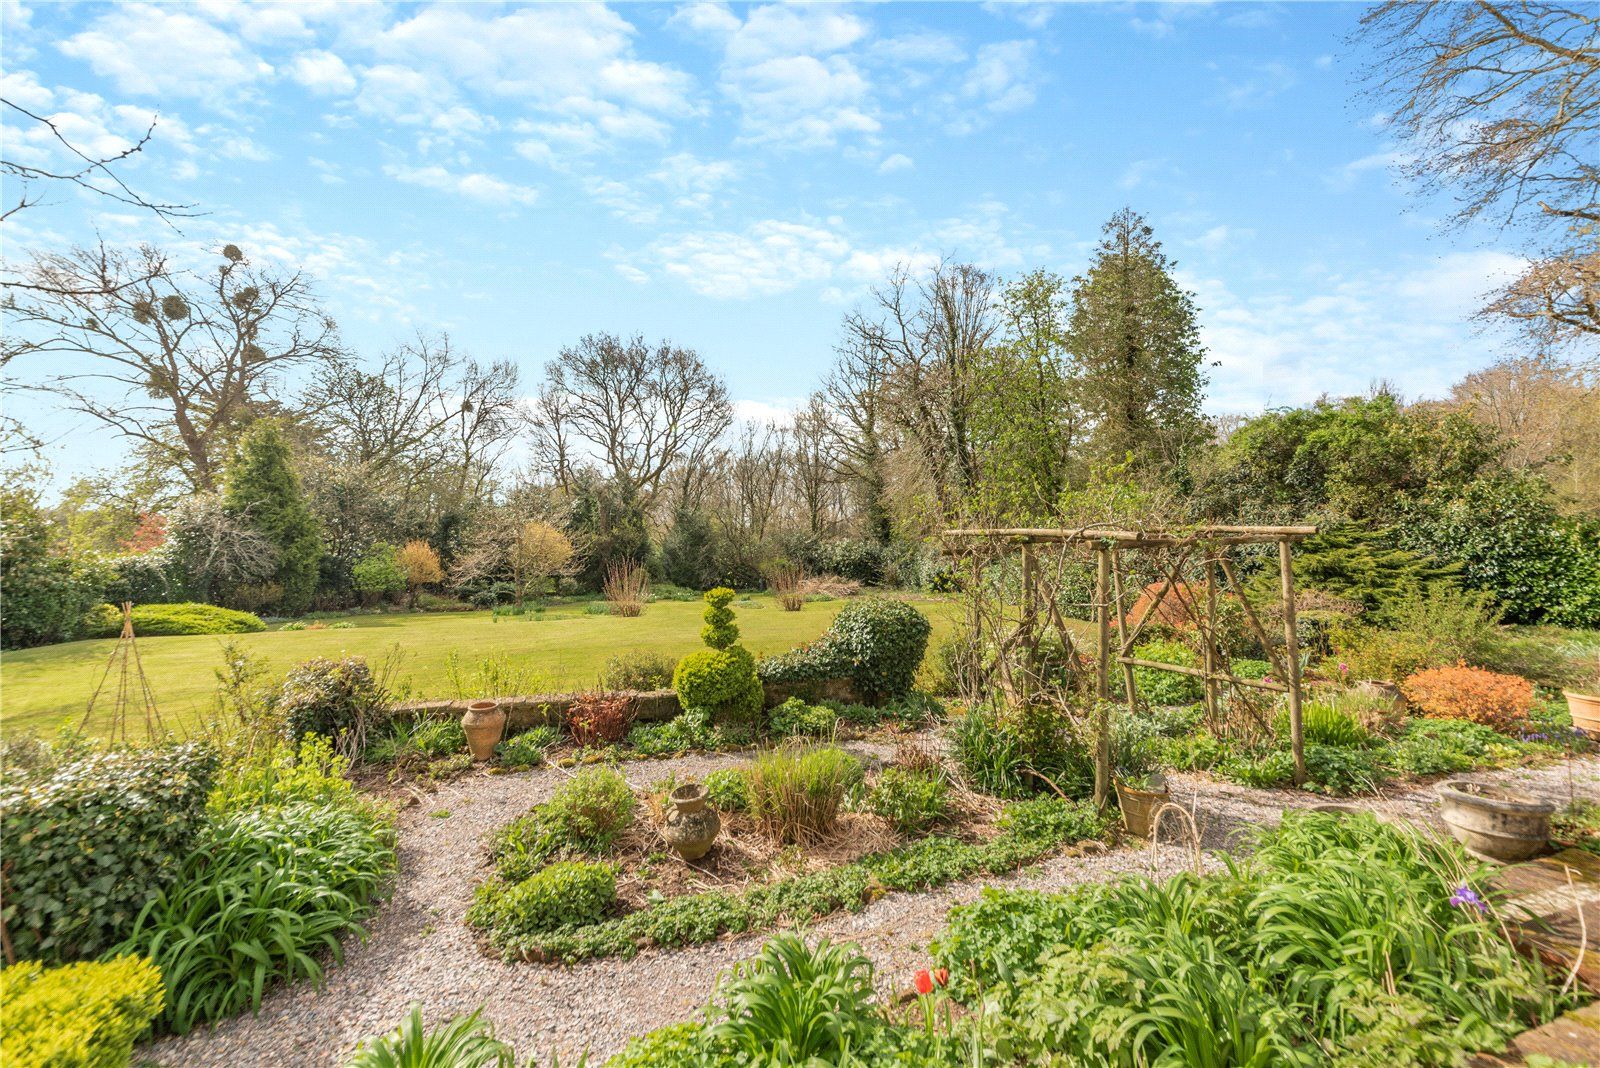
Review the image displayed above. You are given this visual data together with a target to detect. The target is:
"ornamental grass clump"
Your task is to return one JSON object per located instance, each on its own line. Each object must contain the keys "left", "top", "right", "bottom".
{"left": 1401, "top": 661, "right": 1534, "bottom": 733}
{"left": 745, "top": 743, "right": 862, "bottom": 844}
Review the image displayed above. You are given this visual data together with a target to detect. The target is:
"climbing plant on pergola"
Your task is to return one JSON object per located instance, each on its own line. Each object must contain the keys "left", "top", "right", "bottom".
{"left": 941, "top": 523, "right": 1318, "bottom": 806}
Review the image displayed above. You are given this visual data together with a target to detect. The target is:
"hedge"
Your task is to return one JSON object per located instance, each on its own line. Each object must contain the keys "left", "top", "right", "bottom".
{"left": 758, "top": 597, "right": 931, "bottom": 703}
{"left": 84, "top": 602, "right": 266, "bottom": 639}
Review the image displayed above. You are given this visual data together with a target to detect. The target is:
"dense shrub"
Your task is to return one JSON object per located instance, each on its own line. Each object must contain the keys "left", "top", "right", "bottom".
{"left": 599, "top": 650, "right": 678, "bottom": 691}
{"left": 0, "top": 956, "right": 166, "bottom": 1068}
{"left": 113, "top": 801, "right": 395, "bottom": 1033}
{"left": 1403, "top": 472, "right": 1600, "bottom": 627}
{"left": 209, "top": 733, "right": 363, "bottom": 816}
{"left": 745, "top": 744, "right": 862, "bottom": 844}
{"left": 1401, "top": 663, "right": 1534, "bottom": 732}
{"left": 0, "top": 482, "right": 111, "bottom": 647}
{"left": 758, "top": 597, "right": 931, "bottom": 703}
{"left": 865, "top": 767, "right": 948, "bottom": 833}
{"left": 83, "top": 601, "right": 266, "bottom": 638}
{"left": 767, "top": 696, "right": 839, "bottom": 737}
{"left": 467, "top": 860, "right": 616, "bottom": 939}
{"left": 0, "top": 743, "right": 217, "bottom": 963}
{"left": 1125, "top": 639, "right": 1204, "bottom": 705}
{"left": 101, "top": 549, "right": 177, "bottom": 606}
{"left": 816, "top": 538, "right": 886, "bottom": 585}
{"left": 278, "top": 656, "right": 389, "bottom": 743}
{"left": 351, "top": 542, "right": 406, "bottom": 603}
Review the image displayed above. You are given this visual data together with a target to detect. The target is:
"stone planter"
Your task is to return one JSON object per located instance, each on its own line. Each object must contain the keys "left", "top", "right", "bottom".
{"left": 1564, "top": 690, "right": 1600, "bottom": 737}
{"left": 662, "top": 783, "right": 720, "bottom": 861}
{"left": 462, "top": 699, "right": 506, "bottom": 762}
{"left": 1438, "top": 780, "right": 1554, "bottom": 863}
{"left": 1115, "top": 773, "right": 1170, "bottom": 839}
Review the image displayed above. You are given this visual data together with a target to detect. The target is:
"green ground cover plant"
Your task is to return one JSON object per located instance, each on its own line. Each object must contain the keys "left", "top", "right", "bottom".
{"left": 489, "top": 766, "right": 635, "bottom": 882}
{"left": 931, "top": 812, "right": 1573, "bottom": 1066}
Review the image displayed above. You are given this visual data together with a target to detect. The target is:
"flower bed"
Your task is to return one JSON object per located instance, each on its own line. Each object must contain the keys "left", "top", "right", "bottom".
{"left": 466, "top": 748, "right": 1111, "bottom": 964}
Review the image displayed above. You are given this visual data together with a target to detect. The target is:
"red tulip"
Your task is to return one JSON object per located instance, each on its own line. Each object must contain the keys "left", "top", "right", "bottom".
{"left": 914, "top": 969, "right": 934, "bottom": 995}
{"left": 933, "top": 968, "right": 949, "bottom": 987}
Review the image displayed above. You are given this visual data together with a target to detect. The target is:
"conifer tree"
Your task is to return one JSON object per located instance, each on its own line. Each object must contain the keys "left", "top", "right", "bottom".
{"left": 223, "top": 421, "right": 322, "bottom": 614}
{"left": 1067, "top": 208, "right": 1211, "bottom": 481}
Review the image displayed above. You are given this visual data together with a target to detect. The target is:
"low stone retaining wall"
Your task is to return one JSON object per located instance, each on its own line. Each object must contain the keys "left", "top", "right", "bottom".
{"left": 392, "top": 677, "right": 864, "bottom": 731}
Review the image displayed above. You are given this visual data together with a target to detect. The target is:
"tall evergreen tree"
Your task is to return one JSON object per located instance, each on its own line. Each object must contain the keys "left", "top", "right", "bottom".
{"left": 1067, "top": 208, "right": 1211, "bottom": 481}
{"left": 224, "top": 421, "right": 322, "bottom": 615}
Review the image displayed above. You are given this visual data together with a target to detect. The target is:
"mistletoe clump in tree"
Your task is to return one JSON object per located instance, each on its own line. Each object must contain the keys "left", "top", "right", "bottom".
{"left": 672, "top": 588, "right": 763, "bottom": 732}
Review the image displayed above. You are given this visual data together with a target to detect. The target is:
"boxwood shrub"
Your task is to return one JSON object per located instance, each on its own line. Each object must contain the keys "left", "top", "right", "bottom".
{"left": 0, "top": 956, "right": 166, "bottom": 1068}
{"left": 758, "top": 597, "right": 931, "bottom": 703}
{"left": 83, "top": 602, "right": 266, "bottom": 638}
{"left": 0, "top": 742, "right": 217, "bottom": 963}
{"left": 278, "top": 656, "right": 388, "bottom": 743}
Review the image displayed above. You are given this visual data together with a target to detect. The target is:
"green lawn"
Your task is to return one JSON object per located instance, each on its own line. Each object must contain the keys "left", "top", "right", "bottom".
{"left": 2, "top": 595, "right": 960, "bottom": 738}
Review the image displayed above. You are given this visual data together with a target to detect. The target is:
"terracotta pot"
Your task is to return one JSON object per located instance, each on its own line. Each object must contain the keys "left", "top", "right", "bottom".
{"left": 462, "top": 699, "right": 506, "bottom": 761}
{"left": 1438, "top": 779, "right": 1553, "bottom": 863}
{"left": 1115, "top": 774, "right": 1170, "bottom": 839}
{"left": 1564, "top": 690, "right": 1600, "bottom": 737}
{"left": 662, "top": 783, "right": 720, "bottom": 861}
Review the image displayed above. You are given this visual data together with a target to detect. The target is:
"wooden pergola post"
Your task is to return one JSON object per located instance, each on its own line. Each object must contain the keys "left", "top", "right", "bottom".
{"left": 1201, "top": 548, "right": 1222, "bottom": 728}
{"left": 1020, "top": 541, "right": 1038, "bottom": 698}
{"left": 1094, "top": 545, "right": 1112, "bottom": 811}
{"left": 1278, "top": 538, "right": 1306, "bottom": 785}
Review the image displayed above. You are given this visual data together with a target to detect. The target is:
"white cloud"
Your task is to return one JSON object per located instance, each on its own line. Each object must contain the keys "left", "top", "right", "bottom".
{"left": 649, "top": 152, "right": 737, "bottom": 194}
{"left": 981, "top": 2, "right": 1057, "bottom": 30}
{"left": 1187, "top": 251, "right": 1528, "bottom": 412}
{"left": 877, "top": 153, "right": 914, "bottom": 174}
{"left": 385, "top": 163, "right": 539, "bottom": 206}
{"left": 962, "top": 40, "right": 1037, "bottom": 115}
{"left": 59, "top": 3, "right": 274, "bottom": 98}
{"left": 733, "top": 398, "right": 801, "bottom": 425}
{"left": 1219, "top": 60, "right": 1297, "bottom": 110}
{"left": 1118, "top": 158, "right": 1165, "bottom": 190}
{"left": 646, "top": 219, "right": 854, "bottom": 297}
{"left": 286, "top": 49, "right": 356, "bottom": 95}
{"left": 1190, "top": 225, "right": 1252, "bottom": 252}
{"left": 1326, "top": 148, "right": 1412, "bottom": 191}
{"left": 585, "top": 176, "right": 658, "bottom": 225}
{"left": 665, "top": 2, "right": 742, "bottom": 43}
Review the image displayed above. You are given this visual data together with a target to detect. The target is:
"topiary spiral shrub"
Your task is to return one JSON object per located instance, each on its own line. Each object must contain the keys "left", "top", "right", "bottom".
{"left": 758, "top": 597, "right": 931, "bottom": 704}
{"left": 0, "top": 956, "right": 166, "bottom": 1068}
{"left": 674, "top": 588, "right": 763, "bottom": 729}
{"left": 0, "top": 742, "right": 217, "bottom": 963}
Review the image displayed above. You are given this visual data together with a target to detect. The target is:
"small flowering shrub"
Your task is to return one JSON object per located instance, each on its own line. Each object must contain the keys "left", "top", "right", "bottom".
{"left": 1401, "top": 662, "right": 1534, "bottom": 733}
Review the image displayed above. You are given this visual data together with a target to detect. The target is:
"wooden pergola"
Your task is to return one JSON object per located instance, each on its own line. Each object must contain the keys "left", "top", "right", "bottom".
{"left": 942, "top": 524, "right": 1317, "bottom": 806}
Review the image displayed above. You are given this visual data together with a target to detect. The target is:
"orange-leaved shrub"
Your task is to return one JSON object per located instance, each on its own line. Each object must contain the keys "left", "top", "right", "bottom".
{"left": 1399, "top": 662, "right": 1533, "bottom": 733}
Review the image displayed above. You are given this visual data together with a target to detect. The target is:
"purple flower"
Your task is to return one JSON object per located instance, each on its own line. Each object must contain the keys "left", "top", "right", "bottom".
{"left": 1337, "top": 662, "right": 1349, "bottom": 675}
{"left": 1450, "top": 885, "right": 1488, "bottom": 913}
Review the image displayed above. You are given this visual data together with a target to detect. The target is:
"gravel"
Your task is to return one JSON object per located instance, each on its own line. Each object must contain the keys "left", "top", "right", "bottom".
{"left": 142, "top": 743, "right": 1600, "bottom": 1067}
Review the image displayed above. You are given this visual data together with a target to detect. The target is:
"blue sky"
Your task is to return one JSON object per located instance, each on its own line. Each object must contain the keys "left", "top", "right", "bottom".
{"left": 3, "top": 1, "right": 1526, "bottom": 482}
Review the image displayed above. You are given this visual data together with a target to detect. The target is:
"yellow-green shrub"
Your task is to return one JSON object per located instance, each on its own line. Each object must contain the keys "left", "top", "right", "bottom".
{"left": 0, "top": 956, "right": 165, "bottom": 1068}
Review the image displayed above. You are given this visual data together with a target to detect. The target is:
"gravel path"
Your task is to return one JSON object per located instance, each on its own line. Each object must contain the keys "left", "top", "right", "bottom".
{"left": 143, "top": 743, "right": 1600, "bottom": 1068}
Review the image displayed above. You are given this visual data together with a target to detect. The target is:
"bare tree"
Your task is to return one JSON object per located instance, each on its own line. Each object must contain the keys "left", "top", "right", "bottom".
{"left": 790, "top": 393, "right": 846, "bottom": 535}
{"left": 824, "top": 331, "right": 894, "bottom": 542}
{"left": 5, "top": 243, "right": 342, "bottom": 491}
{"left": 166, "top": 493, "right": 279, "bottom": 603}
{"left": 1, "top": 99, "right": 199, "bottom": 232}
{"left": 838, "top": 260, "right": 998, "bottom": 520}
{"left": 1359, "top": 1, "right": 1600, "bottom": 345}
{"left": 304, "top": 333, "right": 460, "bottom": 477}
{"left": 526, "top": 378, "right": 577, "bottom": 492}
{"left": 536, "top": 333, "right": 733, "bottom": 504}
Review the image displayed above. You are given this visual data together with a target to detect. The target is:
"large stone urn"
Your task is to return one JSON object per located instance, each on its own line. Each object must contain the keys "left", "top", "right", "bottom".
{"left": 1438, "top": 780, "right": 1553, "bottom": 863}
{"left": 462, "top": 699, "right": 506, "bottom": 761}
{"left": 662, "top": 783, "right": 720, "bottom": 861}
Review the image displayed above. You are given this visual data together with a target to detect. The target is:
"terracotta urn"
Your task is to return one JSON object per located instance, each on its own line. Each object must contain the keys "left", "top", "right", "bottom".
{"left": 1114, "top": 772, "right": 1170, "bottom": 839}
{"left": 1438, "top": 780, "right": 1553, "bottom": 863}
{"left": 1564, "top": 690, "right": 1600, "bottom": 737}
{"left": 662, "top": 783, "right": 720, "bottom": 861}
{"left": 462, "top": 699, "right": 506, "bottom": 761}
